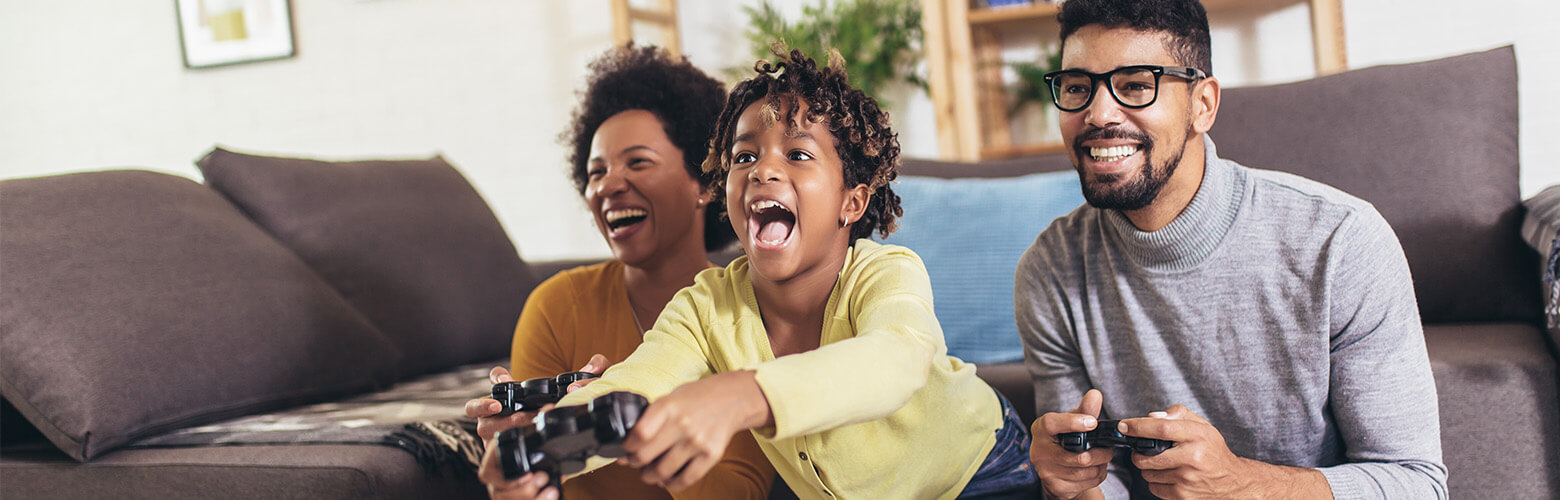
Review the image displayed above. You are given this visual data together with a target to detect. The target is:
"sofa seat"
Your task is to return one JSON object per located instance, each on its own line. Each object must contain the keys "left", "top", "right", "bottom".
{"left": 0, "top": 444, "right": 487, "bottom": 500}
{"left": 1425, "top": 323, "right": 1559, "bottom": 497}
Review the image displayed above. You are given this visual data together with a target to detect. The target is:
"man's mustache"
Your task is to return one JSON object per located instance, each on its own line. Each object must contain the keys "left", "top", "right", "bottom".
{"left": 1074, "top": 127, "right": 1152, "bottom": 150}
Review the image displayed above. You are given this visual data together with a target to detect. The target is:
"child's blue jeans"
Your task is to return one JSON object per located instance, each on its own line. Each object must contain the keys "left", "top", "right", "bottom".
{"left": 957, "top": 390, "right": 1041, "bottom": 499}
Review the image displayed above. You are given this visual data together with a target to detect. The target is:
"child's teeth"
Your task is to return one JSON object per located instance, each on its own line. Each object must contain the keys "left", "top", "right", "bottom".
{"left": 1090, "top": 145, "right": 1138, "bottom": 161}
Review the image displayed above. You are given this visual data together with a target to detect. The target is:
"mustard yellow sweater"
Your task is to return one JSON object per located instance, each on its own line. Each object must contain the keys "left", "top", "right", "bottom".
{"left": 558, "top": 240, "right": 1001, "bottom": 500}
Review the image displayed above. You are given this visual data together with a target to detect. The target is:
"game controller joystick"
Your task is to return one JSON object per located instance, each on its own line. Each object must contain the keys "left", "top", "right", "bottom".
{"left": 496, "top": 391, "right": 648, "bottom": 488}
{"left": 1056, "top": 419, "right": 1174, "bottom": 456}
{"left": 492, "top": 371, "right": 600, "bottom": 415}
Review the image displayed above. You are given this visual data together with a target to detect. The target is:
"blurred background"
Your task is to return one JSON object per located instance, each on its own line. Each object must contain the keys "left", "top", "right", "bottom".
{"left": 2, "top": 0, "right": 1555, "bottom": 261}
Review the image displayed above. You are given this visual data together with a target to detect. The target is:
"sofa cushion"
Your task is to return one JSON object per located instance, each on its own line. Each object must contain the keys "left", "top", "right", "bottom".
{"left": 1424, "top": 323, "right": 1560, "bottom": 498}
{"left": 878, "top": 172, "right": 1084, "bottom": 363}
{"left": 1210, "top": 46, "right": 1539, "bottom": 324}
{"left": 0, "top": 170, "right": 401, "bottom": 461}
{"left": 197, "top": 148, "right": 535, "bottom": 377}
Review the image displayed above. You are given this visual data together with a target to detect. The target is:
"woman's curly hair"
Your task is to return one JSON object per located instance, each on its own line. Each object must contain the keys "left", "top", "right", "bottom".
{"left": 702, "top": 46, "right": 904, "bottom": 241}
{"left": 563, "top": 43, "right": 736, "bottom": 252}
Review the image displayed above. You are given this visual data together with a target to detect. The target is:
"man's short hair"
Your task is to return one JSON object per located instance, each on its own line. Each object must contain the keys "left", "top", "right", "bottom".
{"left": 1058, "top": 0, "right": 1213, "bottom": 76}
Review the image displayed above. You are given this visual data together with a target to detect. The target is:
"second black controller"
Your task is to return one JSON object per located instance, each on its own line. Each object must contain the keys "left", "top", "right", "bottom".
{"left": 493, "top": 371, "right": 600, "bottom": 415}
{"left": 495, "top": 391, "right": 648, "bottom": 490}
{"left": 1057, "top": 419, "right": 1173, "bottom": 456}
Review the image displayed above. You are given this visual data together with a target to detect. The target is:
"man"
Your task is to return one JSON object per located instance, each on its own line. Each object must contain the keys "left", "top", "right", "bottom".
{"left": 1015, "top": 0, "right": 1448, "bottom": 498}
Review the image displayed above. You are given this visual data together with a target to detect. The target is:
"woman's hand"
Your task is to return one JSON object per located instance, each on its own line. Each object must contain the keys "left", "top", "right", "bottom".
{"left": 618, "top": 370, "right": 772, "bottom": 490}
{"left": 478, "top": 433, "right": 558, "bottom": 500}
{"left": 567, "top": 354, "right": 611, "bottom": 392}
{"left": 464, "top": 366, "right": 539, "bottom": 441}
{"left": 466, "top": 356, "right": 612, "bottom": 441}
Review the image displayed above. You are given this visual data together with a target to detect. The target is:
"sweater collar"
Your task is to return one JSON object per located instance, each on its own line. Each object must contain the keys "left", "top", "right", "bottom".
{"left": 1102, "top": 135, "right": 1245, "bottom": 271}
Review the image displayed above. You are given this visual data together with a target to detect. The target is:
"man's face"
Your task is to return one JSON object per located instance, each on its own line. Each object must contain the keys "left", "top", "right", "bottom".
{"left": 1059, "top": 25, "right": 1200, "bottom": 211}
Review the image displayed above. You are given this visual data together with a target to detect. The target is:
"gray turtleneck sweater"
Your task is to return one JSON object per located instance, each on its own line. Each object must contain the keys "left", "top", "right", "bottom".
{"left": 1015, "top": 137, "right": 1447, "bottom": 499}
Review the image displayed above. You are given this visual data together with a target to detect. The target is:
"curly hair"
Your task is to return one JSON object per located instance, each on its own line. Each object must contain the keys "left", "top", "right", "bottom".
{"left": 702, "top": 47, "right": 903, "bottom": 241}
{"left": 563, "top": 43, "right": 736, "bottom": 252}
{"left": 1058, "top": 0, "right": 1213, "bottom": 76}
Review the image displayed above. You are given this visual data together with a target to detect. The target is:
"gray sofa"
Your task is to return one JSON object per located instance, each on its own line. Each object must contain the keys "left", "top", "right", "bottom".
{"left": 1, "top": 46, "right": 1553, "bottom": 499}
{"left": 903, "top": 46, "right": 1557, "bottom": 499}
{"left": 1, "top": 152, "right": 523, "bottom": 499}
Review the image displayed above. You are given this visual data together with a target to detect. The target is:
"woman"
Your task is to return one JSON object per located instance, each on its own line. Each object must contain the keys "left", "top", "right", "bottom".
{"left": 464, "top": 44, "right": 775, "bottom": 500}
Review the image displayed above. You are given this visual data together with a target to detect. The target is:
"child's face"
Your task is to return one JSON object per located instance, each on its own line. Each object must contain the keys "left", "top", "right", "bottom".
{"left": 725, "top": 99, "right": 869, "bottom": 284}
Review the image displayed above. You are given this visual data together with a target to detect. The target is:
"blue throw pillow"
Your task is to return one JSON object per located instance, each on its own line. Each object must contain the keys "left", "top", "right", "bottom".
{"left": 877, "top": 171, "right": 1085, "bottom": 363}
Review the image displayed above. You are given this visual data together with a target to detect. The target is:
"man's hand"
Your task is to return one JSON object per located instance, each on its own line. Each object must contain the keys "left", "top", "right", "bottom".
{"left": 1122, "top": 405, "right": 1331, "bottom": 500}
{"left": 478, "top": 433, "right": 557, "bottom": 500}
{"left": 617, "top": 370, "right": 771, "bottom": 491}
{"left": 1031, "top": 389, "right": 1111, "bottom": 500}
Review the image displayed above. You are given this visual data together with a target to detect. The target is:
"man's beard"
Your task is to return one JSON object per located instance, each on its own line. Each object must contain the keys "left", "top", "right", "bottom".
{"left": 1073, "top": 127, "right": 1183, "bottom": 211}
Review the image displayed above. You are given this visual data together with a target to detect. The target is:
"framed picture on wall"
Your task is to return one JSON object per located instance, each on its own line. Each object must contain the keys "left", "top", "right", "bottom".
{"left": 175, "top": 0, "right": 295, "bottom": 69}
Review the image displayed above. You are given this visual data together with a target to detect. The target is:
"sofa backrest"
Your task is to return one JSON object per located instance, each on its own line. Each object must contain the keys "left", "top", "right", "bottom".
{"left": 1209, "top": 46, "right": 1538, "bottom": 324}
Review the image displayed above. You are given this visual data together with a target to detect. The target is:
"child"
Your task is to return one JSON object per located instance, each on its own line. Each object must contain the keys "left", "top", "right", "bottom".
{"left": 479, "top": 48, "right": 1039, "bottom": 500}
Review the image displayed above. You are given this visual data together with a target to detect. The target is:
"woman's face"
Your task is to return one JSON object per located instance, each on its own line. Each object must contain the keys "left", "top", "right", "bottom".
{"left": 585, "top": 110, "right": 710, "bottom": 267}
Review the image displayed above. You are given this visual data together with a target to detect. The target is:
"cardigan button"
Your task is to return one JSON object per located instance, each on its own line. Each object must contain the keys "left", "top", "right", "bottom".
{"left": 798, "top": 452, "right": 808, "bottom": 460}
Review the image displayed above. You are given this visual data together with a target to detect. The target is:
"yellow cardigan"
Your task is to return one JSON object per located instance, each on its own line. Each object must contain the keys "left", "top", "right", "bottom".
{"left": 558, "top": 240, "right": 1001, "bottom": 500}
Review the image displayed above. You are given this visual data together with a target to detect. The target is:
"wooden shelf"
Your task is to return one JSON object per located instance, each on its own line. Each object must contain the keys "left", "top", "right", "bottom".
{"left": 923, "top": 0, "right": 1347, "bottom": 161}
{"left": 967, "top": 3, "right": 1059, "bottom": 26}
{"left": 611, "top": 0, "right": 681, "bottom": 56}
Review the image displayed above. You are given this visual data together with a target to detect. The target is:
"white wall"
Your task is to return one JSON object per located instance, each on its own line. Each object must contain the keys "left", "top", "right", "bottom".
{"left": 2, "top": 0, "right": 1556, "bottom": 261}
{"left": 0, "top": 0, "right": 617, "bottom": 261}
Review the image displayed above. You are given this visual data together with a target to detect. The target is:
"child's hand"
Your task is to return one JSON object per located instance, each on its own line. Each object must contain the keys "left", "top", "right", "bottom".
{"left": 478, "top": 433, "right": 558, "bottom": 500}
{"left": 465, "top": 366, "right": 540, "bottom": 441}
{"left": 1030, "top": 389, "right": 1111, "bottom": 500}
{"left": 617, "top": 370, "right": 771, "bottom": 490}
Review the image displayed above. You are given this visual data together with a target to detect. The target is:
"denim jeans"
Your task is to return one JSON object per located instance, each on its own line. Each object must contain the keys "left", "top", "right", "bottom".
{"left": 957, "top": 390, "right": 1041, "bottom": 499}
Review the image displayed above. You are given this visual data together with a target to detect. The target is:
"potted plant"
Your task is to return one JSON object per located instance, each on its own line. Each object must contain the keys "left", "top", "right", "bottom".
{"left": 741, "top": 0, "right": 925, "bottom": 104}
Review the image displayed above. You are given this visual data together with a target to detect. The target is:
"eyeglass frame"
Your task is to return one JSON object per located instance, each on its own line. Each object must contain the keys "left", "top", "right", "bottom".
{"left": 1041, "top": 65, "right": 1209, "bottom": 112}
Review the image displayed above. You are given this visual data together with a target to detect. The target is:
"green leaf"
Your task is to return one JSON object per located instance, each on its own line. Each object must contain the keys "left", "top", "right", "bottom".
{"left": 737, "top": 0, "right": 925, "bottom": 105}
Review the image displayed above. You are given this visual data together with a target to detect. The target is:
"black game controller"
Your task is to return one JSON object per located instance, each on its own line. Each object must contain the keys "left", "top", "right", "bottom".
{"left": 495, "top": 391, "right": 648, "bottom": 490}
{"left": 492, "top": 372, "right": 600, "bottom": 415}
{"left": 1057, "top": 419, "right": 1174, "bottom": 456}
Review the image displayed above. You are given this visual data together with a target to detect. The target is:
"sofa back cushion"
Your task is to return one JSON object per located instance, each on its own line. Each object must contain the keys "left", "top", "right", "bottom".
{"left": 0, "top": 170, "right": 401, "bottom": 461}
{"left": 197, "top": 148, "right": 534, "bottom": 377}
{"left": 1210, "top": 46, "right": 1538, "bottom": 324}
{"left": 879, "top": 172, "right": 1085, "bottom": 363}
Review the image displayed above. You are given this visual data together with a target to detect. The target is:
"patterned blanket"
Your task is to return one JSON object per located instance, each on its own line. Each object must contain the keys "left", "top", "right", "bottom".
{"left": 127, "top": 362, "right": 494, "bottom": 476}
{"left": 1547, "top": 236, "right": 1559, "bottom": 329}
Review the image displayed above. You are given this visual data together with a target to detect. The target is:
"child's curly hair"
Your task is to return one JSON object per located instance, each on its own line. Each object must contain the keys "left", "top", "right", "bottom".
{"left": 702, "top": 46, "right": 904, "bottom": 241}
{"left": 563, "top": 43, "right": 736, "bottom": 252}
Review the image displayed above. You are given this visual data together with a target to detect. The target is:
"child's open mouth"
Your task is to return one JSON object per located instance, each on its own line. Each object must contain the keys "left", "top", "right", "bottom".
{"left": 748, "top": 199, "right": 795, "bottom": 250}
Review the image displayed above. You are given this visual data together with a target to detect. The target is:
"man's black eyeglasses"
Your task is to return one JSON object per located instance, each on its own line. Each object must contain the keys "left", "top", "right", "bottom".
{"left": 1042, "top": 65, "right": 1208, "bottom": 112}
